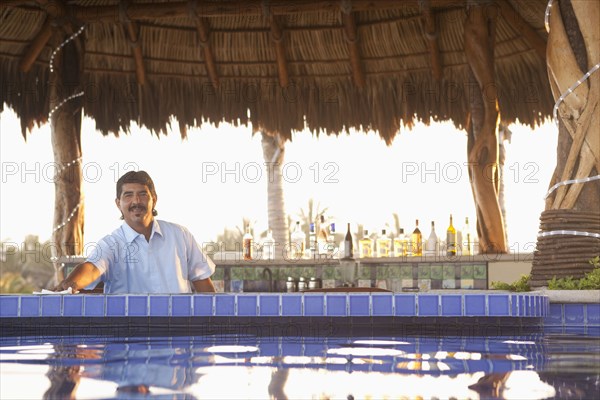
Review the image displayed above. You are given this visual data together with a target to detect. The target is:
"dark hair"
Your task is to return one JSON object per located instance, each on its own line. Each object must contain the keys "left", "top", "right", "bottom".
{"left": 116, "top": 170, "right": 157, "bottom": 200}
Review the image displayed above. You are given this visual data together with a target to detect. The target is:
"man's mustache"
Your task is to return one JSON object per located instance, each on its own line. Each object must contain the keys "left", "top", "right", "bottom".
{"left": 129, "top": 205, "right": 146, "bottom": 211}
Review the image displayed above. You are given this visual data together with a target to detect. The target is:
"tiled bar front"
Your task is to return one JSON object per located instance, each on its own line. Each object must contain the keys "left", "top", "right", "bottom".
{"left": 0, "top": 293, "right": 548, "bottom": 318}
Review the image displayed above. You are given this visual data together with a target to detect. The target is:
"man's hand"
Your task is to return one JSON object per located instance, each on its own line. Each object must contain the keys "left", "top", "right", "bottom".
{"left": 53, "top": 279, "right": 79, "bottom": 292}
{"left": 54, "top": 262, "right": 101, "bottom": 293}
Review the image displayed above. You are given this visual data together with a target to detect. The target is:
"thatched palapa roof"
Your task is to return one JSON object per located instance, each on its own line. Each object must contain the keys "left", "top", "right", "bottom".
{"left": 1, "top": 0, "right": 553, "bottom": 142}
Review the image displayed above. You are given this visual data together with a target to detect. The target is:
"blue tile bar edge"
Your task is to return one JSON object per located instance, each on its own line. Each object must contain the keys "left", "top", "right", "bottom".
{"left": 0, "top": 293, "right": 550, "bottom": 319}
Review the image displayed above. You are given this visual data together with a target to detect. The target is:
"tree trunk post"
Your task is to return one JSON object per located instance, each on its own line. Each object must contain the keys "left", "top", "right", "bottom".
{"left": 49, "top": 29, "right": 85, "bottom": 259}
{"left": 261, "top": 131, "right": 289, "bottom": 260}
{"left": 531, "top": 0, "right": 600, "bottom": 286}
{"left": 464, "top": 3, "right": 508, "bottom": 254}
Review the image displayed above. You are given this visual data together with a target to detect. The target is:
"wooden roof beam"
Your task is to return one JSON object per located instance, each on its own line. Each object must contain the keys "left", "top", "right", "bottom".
{"left": 194, "top": 17, "right": 220, "bottom": 88}
{"left": 421, "top": 1, "right": 443, "bottom": 81}
{"left": 270, "top": 16, "right": 290, "bottom": 87}
{"left": 342, "top": 11, "right": 366, "bottom": 88}
{"left": 19, "top": 17, "right": 53, "bottom": 72}
{"left": 123, "top": 20, "right": 146, "bottom": 85}
{"left": 496, "top": 0, "right": 546, "bottom": 61}
{"left": 7, "top": 0, "right": 465, "bottom": 22}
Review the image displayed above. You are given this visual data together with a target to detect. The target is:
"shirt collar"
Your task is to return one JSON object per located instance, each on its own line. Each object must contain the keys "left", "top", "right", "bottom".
{"left": 121, "top": 220, "right": 162, "bottom": 243}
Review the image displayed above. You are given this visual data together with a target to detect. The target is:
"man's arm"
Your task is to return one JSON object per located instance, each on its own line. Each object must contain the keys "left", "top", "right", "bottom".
{"left": 192, "top": 277, "right": 216, "bottom": 293}
{"left": 54, "top": 262, "right": 102, "bottom": 292}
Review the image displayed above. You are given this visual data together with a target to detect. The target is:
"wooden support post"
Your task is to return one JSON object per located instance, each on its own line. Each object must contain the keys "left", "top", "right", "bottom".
{"left": 464, "top": 4, "right": 507, "bottom": 254}
{"left": 342, "top": 11, "right": 366, "bottom": 88}
{"left": 194, "top": 17, "right": 220, "bottom": 88}
{"left": 421, "top": 1, "right": 443, "bottom": 81}
{"left": 49, "top": 30, "right": 85, "bottom": 258}
{"left": 270, "top": 16, "right": 290, "bottom": 87}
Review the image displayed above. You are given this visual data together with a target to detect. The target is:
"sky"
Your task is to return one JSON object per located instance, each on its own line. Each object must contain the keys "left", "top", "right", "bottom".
{"left": 1, "top": 105, "right": 557, "bottom": 253}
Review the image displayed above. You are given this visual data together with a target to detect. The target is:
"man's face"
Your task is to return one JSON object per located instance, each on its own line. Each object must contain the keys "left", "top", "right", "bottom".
{"left": 116, "top": 183, "right": 156, "bottom": 226}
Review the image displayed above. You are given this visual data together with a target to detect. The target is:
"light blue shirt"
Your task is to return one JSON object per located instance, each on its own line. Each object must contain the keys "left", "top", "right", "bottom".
{"left": 86, "top": 220, "right": 215, "bottom": 294}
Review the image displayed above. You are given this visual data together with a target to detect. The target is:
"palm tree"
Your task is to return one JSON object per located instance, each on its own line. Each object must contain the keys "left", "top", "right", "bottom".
{"left": 261, "top": 131, "right": 288, "bottom": 259}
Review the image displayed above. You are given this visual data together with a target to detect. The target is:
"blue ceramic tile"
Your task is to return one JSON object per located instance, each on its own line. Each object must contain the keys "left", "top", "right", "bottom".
{"left": 237, "top": 295, "right": 258, "bottom": 316}
{"left": 281, "top": 343, "right": 303, "bottom": 356}
{"left": 193, "top": 295, "right": 213, "bottom": 316}
{"left": 394, "top": 295, "right": 416, "bottom": 316}
{"left": 564, "top": 304, "right": 585, "bottom": 325}
{"left": 128, "top": 296, "right": 148, "bottom": 317}
{"left": 259, "top": 342, "right": 279, "bottom": 357}
{"left": 488, "top": 295, "right": 510, "bottom": 316}
{"left": 587, "top": 304, "right": 600, "bottom": 326}
{"left": 326, "top": 295, "right": 347, "bottom": 316}
{"left": 511, "top": 295, "right": 519, "bottom": 316}
{"left": 20, "top": 296, "right": 40, "bottom": 317}
{"left": 304, "top": 295, "right": 324, "bottom": 316}
{"left": 349, "top": 295, "right": 370, "bottom": 316}
{"left": 372, "top": 294, "right": 393, "bottom": 316}
{"left": 546, "top": 304, "right": 563, "bottom": 326}
{"left": 150, "top": 296, "right": 170, "bottom": 316}
{"left": 259, "top": 295, "right": 280, "bottom": 316}
{"left": 171, "top": 296, "right": 191, "bottom": 316}
{"left": 441, "top": 295, "right": 462, "bottom": 316}
{"left": 281, "top": 295, "right": 302, "bottom": 316}
{"left": 418, "top": 295, "right": 439, "bottom": 316}
{"left": 464, "top": 295, "right": 485, "bottom": 316}
{"left": 535, "top": 296, "right": 541, "bottom": 316}
{"left": 84, "top": 296, "right": 104, "bottom": 316}
{"left": 215, "top": 295, "right": 235, "bottom": 316}
{"left": 62, "top": 296, "right": 83, "bottom": 317}
{"left": 518, "top": 295, "right": 525, "bottom": 316}
{"left": 0, "top": 296, "right": 18, "bottom": 317}
{"left": 106, "top": 296, "right": 126, "bottom": 316}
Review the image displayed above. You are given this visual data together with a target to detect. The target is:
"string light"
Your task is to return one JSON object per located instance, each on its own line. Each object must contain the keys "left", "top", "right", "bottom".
{"left": 552, "top": 63, "right": 600, "bottom": 128}
{"left": 49, "top": 25, "right": 85, "bottom": 73}
{"left": 52, "top": 203, "right": 82, "bottom": 234}
{"left": 48, "top": 91, "right": 84, "bottom": 120}
{"left": 544, "top": 0, "right": 553, "bottom": 33}
{"left": 538, "top": 230, "right": 600, "bottom": 239}
{"left": 544, "top": 174, "right": 600, "bottom": 199}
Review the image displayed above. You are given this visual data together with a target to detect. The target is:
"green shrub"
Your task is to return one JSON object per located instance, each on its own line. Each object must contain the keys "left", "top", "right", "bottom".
{"left": 547, "top": 256, "right": 600, "bottom": 290}
{"left": 491, "top": 274, "right": 531, "bottom": 292}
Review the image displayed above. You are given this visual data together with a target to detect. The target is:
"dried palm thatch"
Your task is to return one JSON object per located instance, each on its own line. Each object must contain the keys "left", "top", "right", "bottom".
{"left": 1, "top": 0, "right": 553, "bottom": 142}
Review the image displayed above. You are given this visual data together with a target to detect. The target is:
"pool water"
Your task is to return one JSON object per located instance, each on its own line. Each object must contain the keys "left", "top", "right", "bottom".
{"left": 1, "top": 331, "right": 598, "bottom": 399}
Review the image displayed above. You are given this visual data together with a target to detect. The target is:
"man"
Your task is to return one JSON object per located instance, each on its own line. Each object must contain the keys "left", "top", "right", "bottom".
{"left": 55, "top": 170, "right": 215, "bottom": 293}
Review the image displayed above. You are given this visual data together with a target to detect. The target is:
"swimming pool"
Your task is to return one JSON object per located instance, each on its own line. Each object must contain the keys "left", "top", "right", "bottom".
{"left": 1, "top": 330, "right": 598, "bottom": 399}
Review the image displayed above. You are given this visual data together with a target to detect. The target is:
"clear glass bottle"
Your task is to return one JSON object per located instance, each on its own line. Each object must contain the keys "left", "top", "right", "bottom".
{"left": 290, "top": 221, "right": 306, "bottom": 259}
{"left": 377, "top": 229, "right": 392, "bottom": 258}
{"left": 327, "top": 222, "right": 336, "bottom": 257}
{"left": 425, "top": 221, "right": 438, "bottom": 256}
{"left": 262, "top": 229, "right": 275, "bottom": 260}
{"left": 462, "top": 217, "right": 472, "bottom": 256}
{"left": 358, "top": 229, "right": 374, "bottom": 258}
{"left": 411, "top": 220, "right": 422, "bottom": 256}
{"left": 446, "top": 214, "right": 457, "bottom": 256}
{"left": 394, "top": 228, "right": 406, "bottom": 257}
{"left": 243, "top": 225, "right": 253, "bottom": 260}
{"left": 309, "top": 222, "right": 317, "bottom": 258}
{"left": 317, "top": 215, "right": 329, "bottom": 255}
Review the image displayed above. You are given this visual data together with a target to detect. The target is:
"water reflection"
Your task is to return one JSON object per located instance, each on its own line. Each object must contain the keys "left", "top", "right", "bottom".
{"left": 0, "top": 333, "right": 597, "bottom": 399}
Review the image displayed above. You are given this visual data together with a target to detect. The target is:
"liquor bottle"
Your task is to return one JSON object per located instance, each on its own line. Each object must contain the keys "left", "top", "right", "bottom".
{"left": 317, "top": 215, "right": 329, "bottom": 255}
{"left": 327, "top": 222, "right": 336, "bottom": 256}
{"left": 309, "top": 222, "right": 317, "bottom": 258}
{"left": 262, "top": 229, "right": 275, "bottom": 260}
{"left": 411, "top": 219, "right": 422, "bottom": 256}
{"left": 243, "top": 225, "right": 253, "bottom": 260}
{"left": 291, "top": 221, "right": 306, "bottom": 259}
{"left": 342, "top": 222, "right": 353, "bottom": 259}
{"left": 446, "top": 214, "right": 457, "bottom": 256}
{"left": 377, "top": 229, "right": 392, "bottom": 258}
{"left": 425, "top": 221, "right": 438, "bottom": 256}
{"left": 462, "top": 217, "right": 472, "bottom": 256}
{"left": 394, "top": 228, "right": 406, "bottom": 257}
{"left": 358, "top": 229, "right": 374, "bottom": 258}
